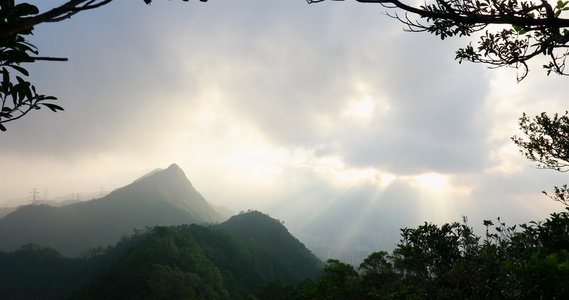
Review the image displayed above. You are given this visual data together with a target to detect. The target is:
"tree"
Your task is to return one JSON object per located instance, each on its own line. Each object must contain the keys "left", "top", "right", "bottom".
{"left": 479, "top": 211, "right": 569, "bottom": 298}
{"left": 358, "top": 251, "right": 401, "bottom": 298}
{"left": 512, "top": 111, "right": 569, "bottom": 205}
{"left": 299, "top": 213, "right": 569, "bottom": 298}
{"left": 316, "top": 259, "right": 360, "bottom": 299}
{"left": 391, "top": 219, "right": 480, "bottom": 298}
{"left": 0, "top": 0, "right": 205, "bottom": 131}
{"left": 0, "top": 1, "right": 69, "bottom": 131}
{"left": 309, "top": 0, "right": 569, "bottom": 81}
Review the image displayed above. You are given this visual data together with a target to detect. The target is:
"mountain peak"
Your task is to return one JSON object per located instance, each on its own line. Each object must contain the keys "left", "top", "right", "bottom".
{"left": 133, "top": 163, "right": 183, "bottom": 183}
{"left": 115, "top": 164, "right": 228, "bottom": 224}
{"left": 0, "top": 164, "right": 232, "bottom": 256}
{"left": 167, "top": 163, "right": 182, "bottom": 170}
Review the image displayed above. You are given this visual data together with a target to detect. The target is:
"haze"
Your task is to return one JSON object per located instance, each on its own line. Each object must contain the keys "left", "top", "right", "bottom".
{"left": 1, "top": 0, "right": 568, "bottom": 259}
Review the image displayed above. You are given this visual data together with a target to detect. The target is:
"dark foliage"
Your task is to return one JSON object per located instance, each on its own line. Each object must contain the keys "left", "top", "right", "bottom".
{"left": 513, "top": 111, "right": 569, "bottom": 206}
{"left": 70, "top": 217, "right": 322, "bottom": 300}
{"left": 0, "top": 231, "right": 147, "bottom": 300}
{"left": 0, "top": 0, "right": 63, "bottom": 131}
{"left": 216, "top": 210, "right": 324, "bottom": 285}
{"left": 261, "top": 209, "right": 569, "bottom": 299}
{"left": 0, "top": 210, "right": 322, "bottom": 300}
{"left": 310, "top": 0, "right": 569, "bottom": 81}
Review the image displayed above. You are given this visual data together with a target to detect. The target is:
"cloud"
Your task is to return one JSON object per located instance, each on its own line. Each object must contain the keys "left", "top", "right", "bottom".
{"left": 1, "top": 0, "right": 567, "bottom": 262}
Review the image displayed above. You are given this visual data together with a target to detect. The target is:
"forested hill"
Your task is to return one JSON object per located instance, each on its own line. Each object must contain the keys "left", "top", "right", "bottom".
{"left": 0, "top": 211, "right": 323, "bottom": 300}
{"left": 0, "top": 164, "right": 231, "bottom": 256}
{"left": 217, "top": 210, "right": 324, "bottom": 284}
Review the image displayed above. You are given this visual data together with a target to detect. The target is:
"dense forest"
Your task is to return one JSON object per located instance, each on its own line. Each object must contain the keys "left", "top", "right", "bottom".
{"left": 2, "top": 209, "right": 569, "bottom": 299}
{"left": 0, "top": 210, "right": 323, "bottom": 300}
{"left": 256, "top": 209, "right": 569, "bottom": 299}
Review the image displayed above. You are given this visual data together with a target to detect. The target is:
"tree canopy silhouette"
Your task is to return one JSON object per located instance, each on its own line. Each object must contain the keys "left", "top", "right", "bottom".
{"left": 513, "top": 111, "right": 569, "bottom": 205}
{"left": 0, "top": 0, "right": 200, "bottom": 131}
{"left": 310, "top": 0, "right": 569, "bottom": 81}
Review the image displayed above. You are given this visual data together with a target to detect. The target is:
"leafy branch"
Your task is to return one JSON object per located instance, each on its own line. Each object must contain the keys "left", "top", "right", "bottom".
{"left": 0, "top": 0, "right": 114, "bottom": 40}
{"left": 0, "top": 0, "right": 210, "bottom": 131}
{"left": 513, "top": 111, "right": 569, "bottom": 205}
{"left": 308, "top": 0, "right": 569, "bottom": 80}
{"left": 0, "top": 1, "right": 67, "bottom": 131}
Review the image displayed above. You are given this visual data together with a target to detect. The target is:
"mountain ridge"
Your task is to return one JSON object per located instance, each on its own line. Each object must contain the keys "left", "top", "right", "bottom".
{"left": 0, "top": 164, "right": 232, "bottom": 256}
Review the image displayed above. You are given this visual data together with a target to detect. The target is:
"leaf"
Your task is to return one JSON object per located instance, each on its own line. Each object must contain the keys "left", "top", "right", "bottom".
{"left": 41, "top": 103, "right": 64, "bottom": 112}
{"left": 9, "top": 65, "right": 29, "bottom": 76}
{"left": 13, "top": 3, "right": 39, "bottom": 17}
{"left": 512, "top": 25, "right": 527, "bottom": 34}
{"left": 2, "top": 68, "right": 10, "bottom": 86}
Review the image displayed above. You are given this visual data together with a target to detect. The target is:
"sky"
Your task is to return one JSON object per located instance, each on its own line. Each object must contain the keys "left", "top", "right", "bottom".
{"left": 1, "top": 0, "right": 568, "bottom": 258}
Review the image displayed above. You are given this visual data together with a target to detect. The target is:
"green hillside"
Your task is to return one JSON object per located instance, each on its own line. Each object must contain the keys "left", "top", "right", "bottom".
{"left": 0, "top": 212, "right": 323, "bottom": 300}
{"left": 217, "top": 210, "right": 324, "bottom": 285}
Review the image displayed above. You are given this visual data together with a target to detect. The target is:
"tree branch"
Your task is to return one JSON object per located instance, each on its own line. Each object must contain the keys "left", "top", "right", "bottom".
{"left": 0, "top": 0, "right": 114, "bottom": 39}
{"left": 0, "top": 55, "right": 69, "bottom": 62}
{"left": 354, "top": 0, "right": 569, "bottom": 28}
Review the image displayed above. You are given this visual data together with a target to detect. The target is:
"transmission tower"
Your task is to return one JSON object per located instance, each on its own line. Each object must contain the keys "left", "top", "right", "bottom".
{"left": 28, "top": 188, "right": 41, "bottom": 205}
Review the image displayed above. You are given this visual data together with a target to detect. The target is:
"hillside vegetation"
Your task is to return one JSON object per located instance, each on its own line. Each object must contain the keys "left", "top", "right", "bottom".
{"left": 0, "top": 211, "right": 322, "bottom": 300}
{"left": 256, "top": 209, "right": 569, "bottom": 299}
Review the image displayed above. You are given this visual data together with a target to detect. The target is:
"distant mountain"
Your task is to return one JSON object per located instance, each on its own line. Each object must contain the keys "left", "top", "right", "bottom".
{"left": 0, "top": 164, "right": 232, "bottom": 256}
{"left": 0, "top": 211, "right": 323, "bottom": 300}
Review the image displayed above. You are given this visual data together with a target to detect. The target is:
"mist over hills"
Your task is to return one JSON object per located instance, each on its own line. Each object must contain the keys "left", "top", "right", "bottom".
{"left": 0, "top": 164, "right": 231, "bottom": 256}
{"left": 0, "top": 163, "right": 393, "bottom": 266}
{"left": 0, "top": 207, "right": 16, "bottom": 219}
{"left": 0, "top": 164, "right": 324, "bottom": 298}
{"left": 0, "top": 211, "right": 322, "bottom": 300}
